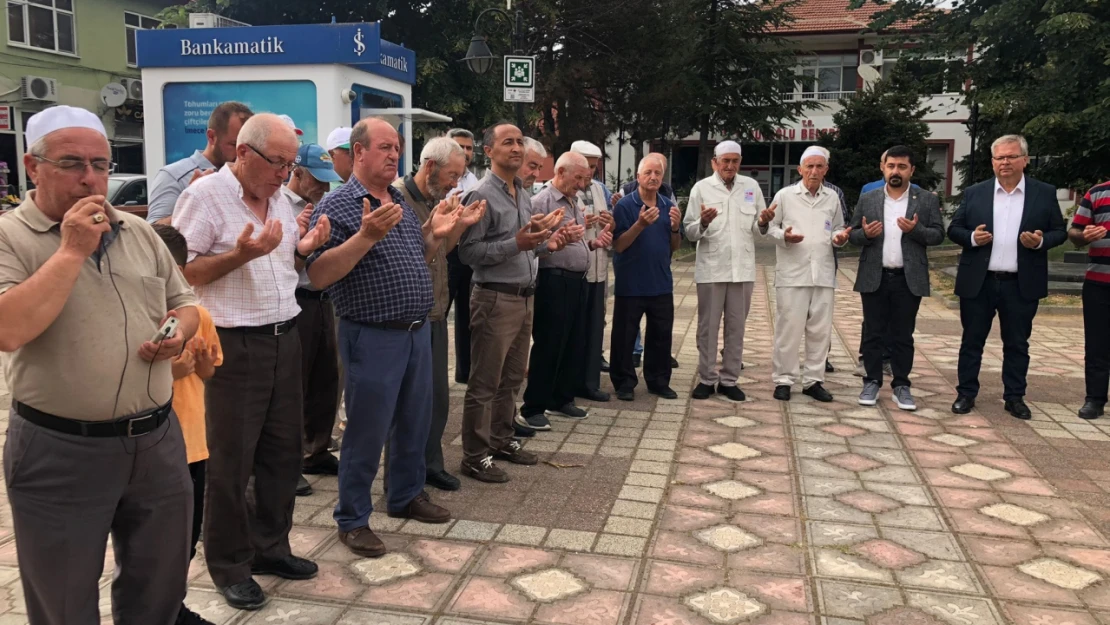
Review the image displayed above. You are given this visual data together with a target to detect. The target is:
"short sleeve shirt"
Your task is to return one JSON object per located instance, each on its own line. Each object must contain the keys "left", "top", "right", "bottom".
{"left": 173, "top": 304, "right": 222, "bottom": 463}
{"left": 0, "top": 193, "right": 197, "bottom": 421}
{"left": 612, "top": 190, "right": 675, "bottom": 297}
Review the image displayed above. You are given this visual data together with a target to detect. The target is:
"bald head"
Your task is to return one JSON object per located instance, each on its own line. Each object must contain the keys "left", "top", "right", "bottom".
{"left": 232, "top": 113, "right": 299, "bottom": 201}
{"left": 351, "top": 116, "right": 401, "bottom": 188}
{"left": 236, "top": 113, "right": 296, "bottom": 152}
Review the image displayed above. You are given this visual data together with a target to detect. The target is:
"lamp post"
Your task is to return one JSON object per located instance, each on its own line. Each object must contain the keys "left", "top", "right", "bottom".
{"left": 965, "top": 84, "right": 979, "bottom": 186}
{"left": 461, "top": 6, "right": 526, "bottom": 129}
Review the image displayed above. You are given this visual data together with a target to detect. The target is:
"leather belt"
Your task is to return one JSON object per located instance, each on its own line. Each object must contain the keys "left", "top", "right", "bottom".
{"left": 295, "top": 288, "right": 329, "bottom": 301}
{"left": 987, "top": 271, "right": 1018, "bottom": 281}
{"left": 476, "top": 282, "right": 536, "bottom": 297}
{"left": 882, "top": 267, "right": 905, "bottom": 275}
{"left": 361, "top": 319, "right": 426, "bottom": 332}
{"left": 13, "top": 400, "right": 172, "bottom": 438}
{"left": 220, "top": 318, "right": 298, "bottom": 336}
{"left": 541, "top": 268, "right": 586, "bottom": 280}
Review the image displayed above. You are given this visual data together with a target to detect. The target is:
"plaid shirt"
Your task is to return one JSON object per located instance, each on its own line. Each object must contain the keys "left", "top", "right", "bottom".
{"left": 307, "top": 177, "right": 432, "bottom": 323}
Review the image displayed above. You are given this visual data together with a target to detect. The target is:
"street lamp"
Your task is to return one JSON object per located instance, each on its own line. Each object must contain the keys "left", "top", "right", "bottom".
{"left": 461, "top": 6, "right": 526, "bottom": 129}
{"left": 964, "top": 83, "right": 979, "bottom": 186}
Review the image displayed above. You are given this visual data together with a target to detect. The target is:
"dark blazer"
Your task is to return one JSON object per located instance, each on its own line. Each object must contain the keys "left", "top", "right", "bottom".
{"left": 947, "top": 176, "right": 1067, "bottom": 300}
{"left": 849, "top": 187, "right": 945, "bottom": 297}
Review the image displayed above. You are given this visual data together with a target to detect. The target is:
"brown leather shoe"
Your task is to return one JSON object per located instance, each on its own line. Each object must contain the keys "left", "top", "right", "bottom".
{"left": 388, "top": 491, "right": 451, "bottom": 523}
{"left": 461, "top": 457, "right": 509, "bottom": 483}
{"left": 338, "top": 527, "right": 385, "bottom": 558}
{"left": 493, "top": 439, "right": 538, "bottom": 465}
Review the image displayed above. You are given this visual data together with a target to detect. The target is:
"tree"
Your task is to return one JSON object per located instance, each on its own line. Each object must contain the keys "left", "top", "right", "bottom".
{"left": 862, "top": 0, "right": 1110, "bottom": 193}
{"left": 817, "top": 68, "right": 942, "bottom": 209}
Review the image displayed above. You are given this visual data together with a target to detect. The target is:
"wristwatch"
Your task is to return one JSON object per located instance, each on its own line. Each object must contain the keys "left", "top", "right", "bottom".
{"left": 294, "top": 249, "right": 310, "bottom": 261}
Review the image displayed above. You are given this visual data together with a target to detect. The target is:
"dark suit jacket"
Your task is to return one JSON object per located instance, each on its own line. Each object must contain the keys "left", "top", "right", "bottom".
{"left": 849, "top": 187, "right": 945, "bottom": 297}
{"left": 947, "top": 176, "right": 1067, "bottom": 300}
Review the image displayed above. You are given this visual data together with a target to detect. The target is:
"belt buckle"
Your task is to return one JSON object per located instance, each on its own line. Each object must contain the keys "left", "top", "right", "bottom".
{"left": 127, "top": 414, "right": 154, "bottom": 437}
{"left": 408, "top": 320, "right": 421, "bottom": 331}
{"left": 273, "top": 322, "right": 285, "bottom": 336}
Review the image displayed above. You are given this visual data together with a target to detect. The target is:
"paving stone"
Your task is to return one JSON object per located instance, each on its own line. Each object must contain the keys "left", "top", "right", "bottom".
{"left": 1017, "top": 558, "right": 1102, "bottom": 590}
{"left": 979, "top": 503, "right": 1050, "bottom": 527}
{"left": 950, "top": 463, "right": 1012, "bottom": 482}
{"left": 494, "top": 524, "right": 547, "bottom": 546}
{"left": 446, "top": 520, "right": 500, "bottom": 542}
{"left": 603, "top": 516, "right": 653, "bottom": 537}
{"left": 593, "top": 533, "right": 646, "bottom": 556}
{"left": 545, "top": 529, "right": 597, "bottom": 551}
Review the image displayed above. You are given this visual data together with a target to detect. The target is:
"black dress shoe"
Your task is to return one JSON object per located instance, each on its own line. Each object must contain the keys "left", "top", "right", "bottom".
{"left": 617, "top": 389, "right": 635, "bottom": 401}
{"left": 803, "top": 383, "right": 834, "bottom": 403}
{"left": 600, "top": 358, "right": 610, "bottom": 373}
{"left": 670, "top": 356, "right": 679, "bottom": 368}
{"left": 220, "top": 579, "right": 268, "bottom": 610}
{"left": 691, "top": 383, "right": 715, "bottom": 400}
{"left": 577, "top": 388, "right": 611, "bottom": 402}
{"left": 1005, "top": 398, "right": 1032, "bottom": 420}
{"left": 426, "top": 469, "right": 461, "bottom": 491}
{"left": 1079, "top": 401, "right": 1106, "bottom": 420}
{"left": 251, "top": 555, "right": 318, "bottom": 580}
{"left": 302, "top": 453, "right": 339, "bottom": 475}
{"left": 176, "top": 604, "right": 215, "bottom": 625}
{"left": 648, "top": 386, "right": 678, "bottom": 400}
{"left": 632, "top": 354, "right": 642, "bottom": 368}
{"left": 951, "top": 395, "right": 975, "bottom": 414}
{"left": 296, "top": 475, "right": 313, "bottom": 497}
{"left": 717, "top": 384, "right": 746, "bottom": 402}
{"left": 773, "top": 385, "right": 791, "bottom": 401}
{"left": 825, "top": 360, "right": 835, "bottom": 373}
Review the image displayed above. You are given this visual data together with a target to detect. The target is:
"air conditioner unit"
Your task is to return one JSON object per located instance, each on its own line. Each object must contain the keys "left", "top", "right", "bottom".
{"left": 188, "top": 13, "right": 250, "bottom": 28}
{"left": 120, "top": 78, "right": 143, "bottom": 102}
{"left": 859, "top": 49, "right": 884, "bottom": 67}
{"left": 20, "top": 76, "right": 59, "bottom": 102}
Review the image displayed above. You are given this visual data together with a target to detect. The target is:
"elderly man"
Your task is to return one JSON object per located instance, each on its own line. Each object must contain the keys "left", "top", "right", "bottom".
{"left": 458, "top": 122, "right": 570, "bottom": 482}
{"left": 174, "top": 114, "right": 331, "bottom": 610}
{"left": 948, "top": 134, "right": 1067, "bottom": 419}
{"left": 392, "top": 137, "right": 476, "bottom": 491}
{"left": 281, "top": 144, "right": 343, "bottom": 496}
{"left": 518, "top": 152, "right": 609, "bottom": 430}
{"left": 570, "top": 140, "right": 615, "bottom": 402}
{"left": 0, "top": 106, "right": 199, "bottom": 624}
{"left": 521, "top": 137, "right": 547, "bottom": 190}
{"left": 447, "top": 128, "right": 479, "bottom": 384}
{"left": 326, "top": 127, "right": 353, "bottom": 183}
{"left": 849, "top": 145, "right": 944, "bottom": 411}
{"left": 610, "top": 156, "right": 682, "bottom": 401}
{"left": 760, "top": 146, "right": 852, "bottom": 403}
{"left": 684, "top": 141, "right": 765, "bottom": 402}
{"left": 1072, "top": 182, "right": 1110, "bottom": 419}
{"left": 308, "top": 119, "right": 477, "bottom": 557}
{"left": 148, "top": 101, "right": 253, "bottom": 223}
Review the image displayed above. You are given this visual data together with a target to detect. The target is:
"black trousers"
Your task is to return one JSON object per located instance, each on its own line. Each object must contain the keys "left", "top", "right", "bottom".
{"left": 427, "top": 319, "right": 450, "bottom": 473}
{"left": 522, "top": 270, "right": 589, "bottom": 416}
{"left": 956, "top": 275, "right": 1040, "bottom": 400}
{"left": 1084, "top": 280, "right": 1110, "bottom": 403}
{"left": 296, "top": 294, "right": 339, "bottom": 466}
{"left": 580, "top": 280, "right": 607, "bottom": 394}
{"left": 447, "top": 251, "right": 473, "bottom": 383}
{"left": 188, "top": 460, "right": 206, "bottom": 562}
{"left": 860, "top": 270, "right": 921, "bottom": 388}
{"left": 610, "top": 294, "right": 674, "bottom": 392}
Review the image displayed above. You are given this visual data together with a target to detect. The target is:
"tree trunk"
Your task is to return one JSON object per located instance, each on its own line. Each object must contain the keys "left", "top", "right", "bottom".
{"left": 697, "top": 113, "right": 711, "bottom": 180}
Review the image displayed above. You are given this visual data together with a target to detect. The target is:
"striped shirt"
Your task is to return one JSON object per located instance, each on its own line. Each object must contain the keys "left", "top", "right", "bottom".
{"left": 1073, "top": 181, "right": 1110, "bottom": 284}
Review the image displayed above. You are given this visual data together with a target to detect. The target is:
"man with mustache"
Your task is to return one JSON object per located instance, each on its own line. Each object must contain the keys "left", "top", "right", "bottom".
{"left": 849, "top": 145, "right": 944, "bottom": 410}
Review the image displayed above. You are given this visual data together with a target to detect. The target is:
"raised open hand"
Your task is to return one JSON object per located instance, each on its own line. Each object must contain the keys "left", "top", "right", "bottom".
{"left": 236, "top": 219, "right": 284, "bottom": 261}
{"left": 358, "top": 199, "right": 403, "bottom": 243}
{"left": 783, "top": 226, "right": 805, "bottom": 244}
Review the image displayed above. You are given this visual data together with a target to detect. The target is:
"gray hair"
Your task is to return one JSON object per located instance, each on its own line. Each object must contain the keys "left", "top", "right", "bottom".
{"left": 554, "top": 151, "right": 587, "bottom": 172}
{"left": 420, "top": 136, "right": 465, "bottom": 168}
{"left": 236, "top": 113, "right": 293, "bottom": 149}
{"left": 28, "top": 137, "right": 48, "bottom": 157}
{"left": 637, "top": 155, "right": 664, "bottom": 174}
{"left": 523, "top": 137, "right": 547, "bottom": 158}
{"left": 447, "top": 128, "right": 474, "bottom": 141}
{"left": 991, "top": 134, "right": 1029, "bottom": 156}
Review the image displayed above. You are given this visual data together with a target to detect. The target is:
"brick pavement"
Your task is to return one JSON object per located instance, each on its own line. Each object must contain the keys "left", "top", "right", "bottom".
{"left": 1, "top": 251, "right": 1110, "bottom": 625}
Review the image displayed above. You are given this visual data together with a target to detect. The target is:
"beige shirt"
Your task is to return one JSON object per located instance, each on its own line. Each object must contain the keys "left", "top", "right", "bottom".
{"left": 578, "top": 180, "right": 610, "bottom": 283}
{"left": 0, "top": 193, "right": 197, "bottom": 420}
{"left": 761, "top": 181, "right": 847, "bottom": 288}
{"left": 683, "top": 173, "right": 765, "bottom": 284}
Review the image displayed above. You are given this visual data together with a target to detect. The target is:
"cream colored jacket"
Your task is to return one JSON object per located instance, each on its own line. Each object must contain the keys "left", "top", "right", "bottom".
{"left": 683, "top": 173, "right": 765, "bottom": 284}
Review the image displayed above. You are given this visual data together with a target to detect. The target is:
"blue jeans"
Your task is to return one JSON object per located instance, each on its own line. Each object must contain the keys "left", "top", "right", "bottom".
{"left": 634, "top": 331, "right": 643, "bottom": 355}
{"left": 334, "top": 320, "right": 432, "bottom": 532}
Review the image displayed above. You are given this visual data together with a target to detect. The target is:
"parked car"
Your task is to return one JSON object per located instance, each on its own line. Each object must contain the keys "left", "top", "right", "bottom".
{"left": 108, "top": 174, "right": 148, "bottom": 219}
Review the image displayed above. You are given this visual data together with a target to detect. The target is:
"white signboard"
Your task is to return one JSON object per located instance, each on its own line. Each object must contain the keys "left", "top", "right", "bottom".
{"left": 504, "top": 55, "right": 535, "bottom": 103}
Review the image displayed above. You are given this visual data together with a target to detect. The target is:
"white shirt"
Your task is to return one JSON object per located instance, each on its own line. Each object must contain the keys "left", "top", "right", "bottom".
{"left": 173, "top": 166, "right": 302, "bottom": 327}
{"left": 882, "top": 186, "right": 908, "bottom": 269}
{"left": 280, "top": 186, "right": 316, "bottom": 290}
{"left": 982, "top": 176, "right": 1026, "bottom": 272}
{"left": 683, "top": 173, "right": 765, "bottom": 283}
{"left": 761, "top": 181, "right": 847, "bottom": 288}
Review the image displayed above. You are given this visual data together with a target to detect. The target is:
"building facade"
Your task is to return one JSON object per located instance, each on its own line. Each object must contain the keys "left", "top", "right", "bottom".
{"left": 1, "top": 0, "right": 167, "bottom": 197}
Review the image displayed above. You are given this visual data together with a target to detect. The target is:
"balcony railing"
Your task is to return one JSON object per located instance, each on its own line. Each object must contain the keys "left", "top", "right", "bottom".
{"left": 779, "top": 91, "right": 859, "bottom": 102}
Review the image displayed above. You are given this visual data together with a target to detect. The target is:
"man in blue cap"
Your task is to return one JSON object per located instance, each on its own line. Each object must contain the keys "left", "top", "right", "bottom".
{"left": 281, "top": 144, "right": 344, "bottom": 494}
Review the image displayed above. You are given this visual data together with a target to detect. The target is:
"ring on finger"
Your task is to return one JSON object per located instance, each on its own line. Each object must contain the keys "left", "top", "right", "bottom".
{"left": 92, "top": 213, "right": 105, "bottom": 224}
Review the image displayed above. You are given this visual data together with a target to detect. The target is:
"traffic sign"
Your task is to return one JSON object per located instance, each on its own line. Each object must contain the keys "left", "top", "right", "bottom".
{"left": 504, "top": 55, "right": 535, "bottom": 103}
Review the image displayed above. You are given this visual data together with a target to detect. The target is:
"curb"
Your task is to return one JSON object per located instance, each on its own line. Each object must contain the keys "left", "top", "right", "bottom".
{"left": 929, "top": 292, "right": 1082, "bottom": 315}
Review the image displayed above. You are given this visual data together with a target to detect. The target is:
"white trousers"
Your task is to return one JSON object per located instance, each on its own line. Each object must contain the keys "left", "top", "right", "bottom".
{"left": 772, "top": 286, "right": 835, "bottom": 388}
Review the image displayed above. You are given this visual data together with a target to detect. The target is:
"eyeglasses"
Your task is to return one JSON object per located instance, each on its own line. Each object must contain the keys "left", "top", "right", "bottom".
{"left": 34, "top": 156, "right": 115, "bottom": 174}
{"left": 991, "top": 155, "right": 1025, "bottom": 163}
{"left": 246, "top": 144, "right": 296, "bottom": 173}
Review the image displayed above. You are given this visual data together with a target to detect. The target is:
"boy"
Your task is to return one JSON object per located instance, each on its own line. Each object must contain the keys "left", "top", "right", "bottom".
{"left": 153, "top": 223, "right": 222, "bottom": 625}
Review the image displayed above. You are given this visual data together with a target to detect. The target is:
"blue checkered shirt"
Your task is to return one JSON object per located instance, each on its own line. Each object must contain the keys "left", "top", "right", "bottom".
{"left": 307, "top": 178, "right": 433, "bottom": 323}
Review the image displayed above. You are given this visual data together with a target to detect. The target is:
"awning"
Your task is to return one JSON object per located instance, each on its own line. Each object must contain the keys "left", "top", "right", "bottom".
{"left": 360, "top": 108, "right": 453, "bottom": 127}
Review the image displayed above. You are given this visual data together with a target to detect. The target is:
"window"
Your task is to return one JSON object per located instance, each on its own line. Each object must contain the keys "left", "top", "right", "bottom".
{"left": 926, "top": 143, "right": 950, "bottom": 195}
{"left": 882, "top": 49, "right": 965, "bottom": 94}
{"left": 7, "top": 0, "right": 75, "bottom": 54}
{"left": 125, "top": 11, "right": 160, "bottom": 67}
{"left": 799, "top": 55, "right": 858, "bottom": 101}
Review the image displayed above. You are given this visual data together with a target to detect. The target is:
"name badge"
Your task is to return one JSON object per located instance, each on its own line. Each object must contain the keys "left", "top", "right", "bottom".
{"left": 824, "top": 219, "right": 832, "bottom": 232}
{"left": 744, "top": 190, "right": 755, "bottom": 203}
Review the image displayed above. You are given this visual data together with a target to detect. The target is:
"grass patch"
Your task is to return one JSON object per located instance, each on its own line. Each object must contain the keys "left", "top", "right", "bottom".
{"left": 930, "top": 268, "right": 1080, "bottom": 307}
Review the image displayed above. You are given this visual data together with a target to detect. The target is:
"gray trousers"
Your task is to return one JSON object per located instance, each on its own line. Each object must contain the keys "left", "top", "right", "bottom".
{"left": 696, "top": 281, "right": 754, "bottom": 387}
{"left": 427, "top": 319, "right": 450, "bottom": 473}
{"left": 5, "top": 410, "right": 192, "bottom": 625}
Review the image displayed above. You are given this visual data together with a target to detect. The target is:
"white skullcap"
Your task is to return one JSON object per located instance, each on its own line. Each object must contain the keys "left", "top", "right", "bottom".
{"left": 570, "top": 140, "right": 602, "bottom": 158}
{"left": 277, "top": 114, "right": 304, "bottom": 136}
{"left": 25, "top": 105, "right": 107, "bottom": 147}
{"left": 714, "top": 141, "right": 742, "bottom": 157}
{"left": 326, "top": 127, "right": 352, "bottom": 151}
{"left": 800, "top": 145, "right": 829, "bottom": 162}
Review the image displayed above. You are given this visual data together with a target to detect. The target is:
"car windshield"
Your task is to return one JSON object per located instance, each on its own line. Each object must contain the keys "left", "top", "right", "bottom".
{"left": 108, "top": 178, "right": 125, "bottom": 201}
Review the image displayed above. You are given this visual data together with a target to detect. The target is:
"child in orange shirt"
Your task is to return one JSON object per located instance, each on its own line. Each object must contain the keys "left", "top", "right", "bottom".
{"left": 153, "top": 224, "right": 222, "bottom": 625}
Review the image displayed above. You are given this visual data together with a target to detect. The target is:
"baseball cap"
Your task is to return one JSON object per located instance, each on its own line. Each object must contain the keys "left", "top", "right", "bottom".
{"left": 277, "top": 114, "right": 304, "bottom": 136}
{"left": 326, "top": 127, "right": 352, "bottom": 151}
{"left": 295, "top": 144, "right": 342, "bottom": 183}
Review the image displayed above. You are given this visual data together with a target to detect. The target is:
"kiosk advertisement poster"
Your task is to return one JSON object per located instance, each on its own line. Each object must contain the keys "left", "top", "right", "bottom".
{"left": 162, "top": 80, "right": 318, "bottom": 163}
